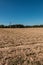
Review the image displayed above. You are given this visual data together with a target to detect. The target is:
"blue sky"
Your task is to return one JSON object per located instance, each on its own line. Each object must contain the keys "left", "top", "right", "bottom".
{"left": 0, "top": 0, "right": 43, "bottom": 25}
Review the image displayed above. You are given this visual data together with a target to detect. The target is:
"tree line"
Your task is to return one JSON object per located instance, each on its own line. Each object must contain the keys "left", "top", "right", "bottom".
{"left": 0, "top": 24, "right": 43, "bottom": 28}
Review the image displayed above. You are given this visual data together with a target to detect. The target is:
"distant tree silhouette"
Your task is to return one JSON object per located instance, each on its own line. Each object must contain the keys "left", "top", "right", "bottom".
{"left": 0, "top": 25, "right": 5, "bottom": 28}
{"left": 14, "top": 24, "right": 24, "bottom": 28}
{"left": 0, "top": 24, "right": 43, "bottom": 28}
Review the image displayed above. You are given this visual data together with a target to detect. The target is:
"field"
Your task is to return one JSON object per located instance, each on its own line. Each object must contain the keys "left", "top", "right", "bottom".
{"left": 0, "top": 28, "right": 43, "bottom": 65}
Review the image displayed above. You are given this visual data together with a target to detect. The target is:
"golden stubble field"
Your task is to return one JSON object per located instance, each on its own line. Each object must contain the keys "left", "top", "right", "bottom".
{"left": 0, "top": 28, "right": 43, "bottom": 65}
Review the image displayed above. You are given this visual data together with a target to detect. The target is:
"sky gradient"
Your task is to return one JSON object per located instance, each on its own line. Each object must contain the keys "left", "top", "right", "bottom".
{"left": 0, "top": 0, "right": 43, "bottom": 25}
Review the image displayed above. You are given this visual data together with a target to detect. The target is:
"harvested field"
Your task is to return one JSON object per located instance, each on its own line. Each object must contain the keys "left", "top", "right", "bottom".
{"left": 0, "top": 28, "right": 43, "bottom": 65}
